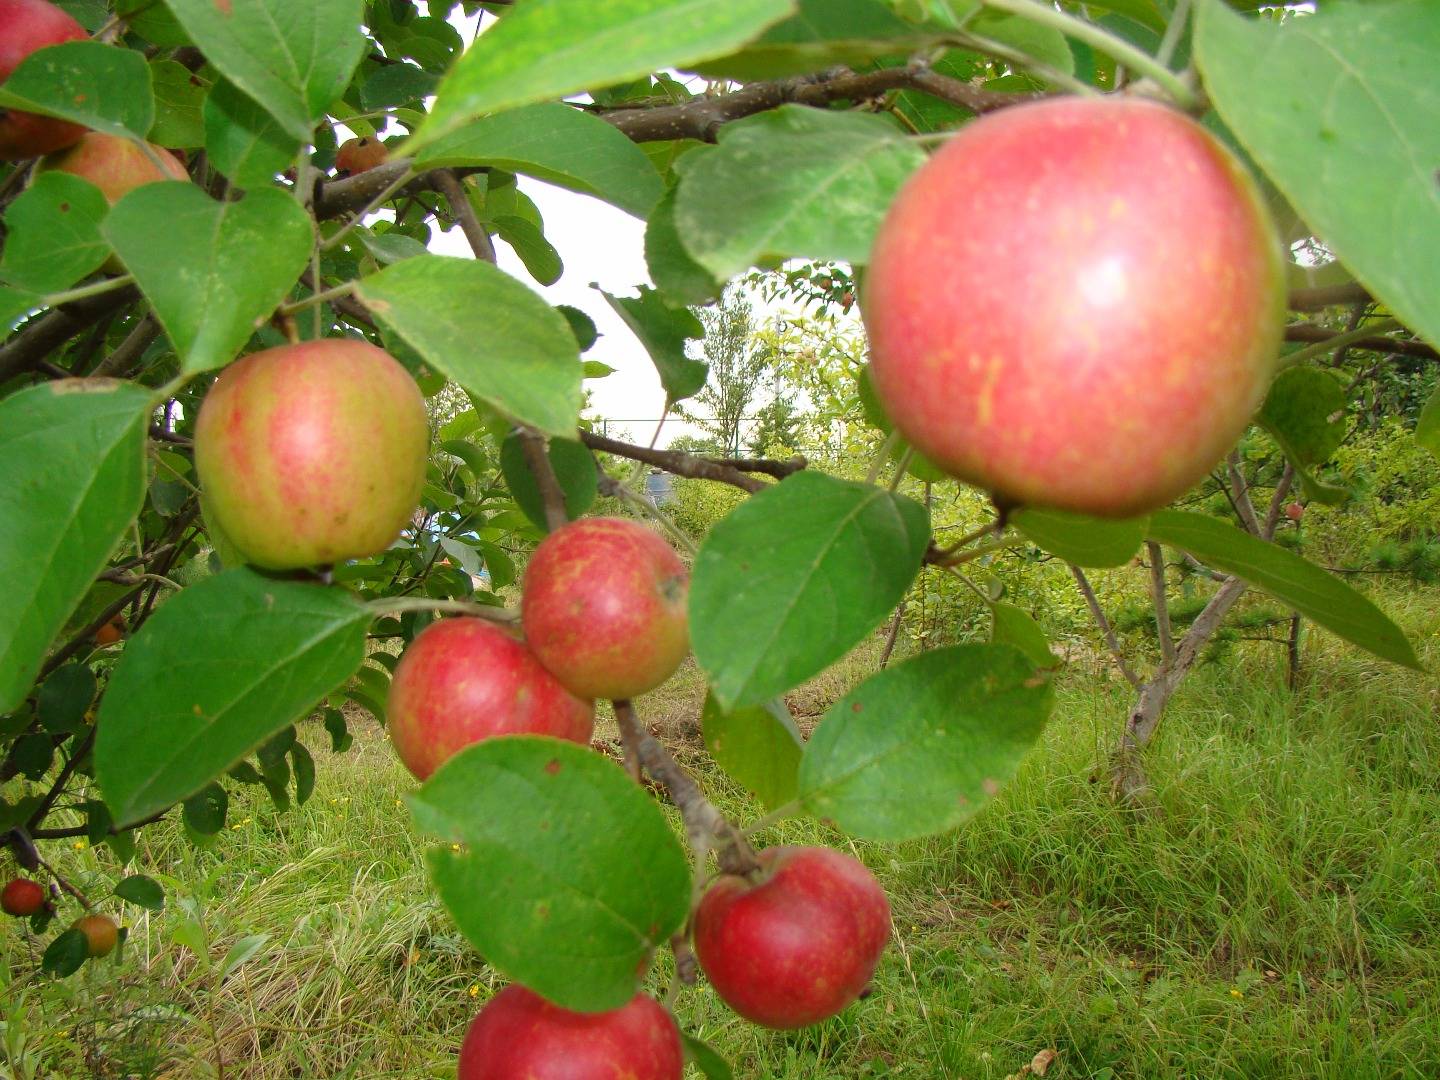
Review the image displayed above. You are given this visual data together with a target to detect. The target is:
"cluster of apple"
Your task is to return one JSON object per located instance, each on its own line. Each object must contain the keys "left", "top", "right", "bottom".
{"left": 3, "top": 877, "right": 120, "bottom": 958}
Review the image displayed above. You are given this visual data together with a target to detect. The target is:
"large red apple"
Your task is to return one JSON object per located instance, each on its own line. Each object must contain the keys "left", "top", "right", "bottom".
{"left": 73, "top": 913, "right": 118, "bottom": 957}
{"left": 0, "top": 0, "right": 87, "bottom": 160}
{"left": 387, "top": 617, "right": 594, "bottom": 781}
{"left": 864, "top": 97, "right": 1286, "bottom": 518}
{"left": 693, "top": 845, "right": 890, "bottom": 1029}
{"left": 1, "top": 877, "right": 45, "bottom": 916}
{"left": 194, "top": 339, "right": 428, "bottom": 570}
{"left": 40, "top": 131, "right": 188, "bottom": 202}
{"left": 458, "top": 985, "right": 682, "bottom": 1080}
{"left": 521, "top": 517, "right": 689, "bottom": 700}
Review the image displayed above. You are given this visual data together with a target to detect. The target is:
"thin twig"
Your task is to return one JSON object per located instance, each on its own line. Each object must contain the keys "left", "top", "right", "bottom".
{"left": 433, "top": 169, "right": 497, "bottom": 263}
{"left": 1147, "top": 541, "right": 1175, "bottom": 664}
{"left": 1070, "top": 564, "right": 1143, "bottom": 688}
{"left": 519, "top": 430, "right": 570, "bottom": 532}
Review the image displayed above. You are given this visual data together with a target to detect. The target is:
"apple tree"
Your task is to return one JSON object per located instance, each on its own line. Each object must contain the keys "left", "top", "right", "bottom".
{"left": 0, "top": 0, "right": 1434, "bottom": 1074}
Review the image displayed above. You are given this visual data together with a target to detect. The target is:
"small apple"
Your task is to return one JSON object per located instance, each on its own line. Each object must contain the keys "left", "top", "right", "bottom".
{"left": 1, "top": 878, "right": 45, "bottom": 917}
{"left": 387, "top": 617, "right": 595, "bottom": 781}
{"left": 694, "top": 845, "right": 890, "bottom": 1029}
{"left": 40, "top": 131, "right": 189, "bottom": 203}
{"left": 73, "top": 913, "right": 118, "bottom": 957}
{"left": 1285, "top": 502, "right": 1304, "bottom": 522}
{"left": 458, "top": 985, "right": 682, "bottom": 1080}
{"left": 334, "top": 136, "right": 388, "bottom": 176}
{"left": 94, "top": 615, "right": 124, "bottom": 646}
{"left": 0, "top": 0, "right": 88, "bottom": 160}
{"left": 522, "top": 517, "right": 689, "bottom": 700}
{"left": 864, "top": 97, "right": 1285, "bottom": 518}
{"left": 194, "top": 339, "right": 429, "bottom": 570}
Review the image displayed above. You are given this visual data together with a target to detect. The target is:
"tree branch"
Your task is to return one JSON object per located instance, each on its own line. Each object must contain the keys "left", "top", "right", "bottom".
{"left": 1226, "top": 451, "right": 1262, "bottom": 536}
{"left": 433, "top": 169, "right": 497, "bottom": 263}
{"left": 1287, "top": 283, "right": 1372, "bottom": 311}
{"left": 580, "top": 430, "right": 776, "bottom": 493}
{"left": 1069, "top": 564, "right": 1142, "bottom": 688}
{"left": 519, "top": 430, "right": 569, "bottom": 532}
{"left": 0, "top": 287, "right": 137, "bottom": 382}
{"left": 1146, "top": 541, "right": 1175, "bottom": 665}
{"left": 1283, "top": 322, "right": 1435, "bottom": 362}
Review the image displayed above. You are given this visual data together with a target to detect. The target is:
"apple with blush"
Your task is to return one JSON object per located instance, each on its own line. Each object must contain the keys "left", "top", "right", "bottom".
{"left": 335, "top": 136, "right": 388, "bottom": 176}
{"left": 2, "top": 878, "right": 45, "bottom": 917}
{"left": 0, "top": 0, "right": 88, "bottom": 160}
{"left": 73, "top": 913, "right": 119, "bottom": 957}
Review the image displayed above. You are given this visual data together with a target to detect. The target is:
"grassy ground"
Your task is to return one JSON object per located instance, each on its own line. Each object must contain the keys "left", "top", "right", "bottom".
{"left": 3, "top": 589, "right": 1437, "bottom": 1079}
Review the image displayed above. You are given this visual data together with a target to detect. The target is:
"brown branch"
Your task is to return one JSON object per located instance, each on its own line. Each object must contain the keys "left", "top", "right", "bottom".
{"left": 613, "top": 700, "right": 759, "bottom": 876}
{"left": 1146, "top": 541, "right": 1175, "bottom": 665}
{"left": 519, "top": 430, "right": 570, "bottom": 532}
{"left": 30, "top": 804, "right": 173, "bottom": 840}
{"left": 581, "top": 431, "right": 771, "bottom": 493}
{"left": 91, "top": 312, "right": 160, "bottom": 378}
{"left": 1283, "top": 323, "right": 1436, "bottom": 361}
{"left": 0, "top": 286, "right": 138, "bottom": 382}
{"left": 433, "top": 169, "right": 496, "bottom": 264}
{"left": 1287, "top": 283, "right": 1372, "bottom": 311}
{"left": 697, "top": 453, "right": 807, "bottom": 480}
{"left": 878, "top": 601, "right": 906, "bottom": 670}
{"left": 1069, "top": 564, "right": 1142, "bottom": 688}
{"left": 1226, "top": 451, "right": 1262, "bottom": 536}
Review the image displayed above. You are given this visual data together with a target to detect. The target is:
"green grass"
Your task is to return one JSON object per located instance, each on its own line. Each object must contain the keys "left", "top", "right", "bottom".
{"left": 3, "top": 590, "right": 1438, "bottom": 1079}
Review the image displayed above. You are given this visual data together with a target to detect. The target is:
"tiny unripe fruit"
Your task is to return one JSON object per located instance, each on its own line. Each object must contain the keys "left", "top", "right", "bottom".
{"left": 73, "top": 913, "right": 119, "bottom": 957}
{"left": 1285, "top": 502, "right": 1305, "bottom": 522}
{"left": 0, "top": 0, "right": 87, "bottom": 159}
{"left": 2, "top": 878, "right": 45, "bottom": 917}
{"left": 458, "top": 985, "right": 682, "bottom": 1080}
{"left": 335, "top": 136, "right": 388, "bottom": 176}
{"left": 194, "top": 340, "right": 428, "bottom": 570}
{"left": 387, "top": 618, "right": 594, "bottom": 781}
{"left": 694, "top": 846, "right": 890, "bottom": 1029}
{"left": 522, "top": 518, "right": 689, "bottom": 700}
{"left": 865, "top": 97, "right": 1285, "bottom": 518}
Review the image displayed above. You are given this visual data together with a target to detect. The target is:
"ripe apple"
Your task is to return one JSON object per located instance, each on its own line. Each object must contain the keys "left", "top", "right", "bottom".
{"left": 521, "top": 517, "right": 689, "bottom": 700}
{"left": 693, "top": 845, "right": 890, "bottom": 1029}
{"left": 1285, "top": 502, "right": 1304, "bottom": 522}
{"left": 864, "top": 97, "right": 1286, "bottom": 518}
{"left": 40, "top": 132, "right": 189, "bottom": 202}
{"left": 193, "top": 339, "right": 429, "bottom": 570}
{"left": 387, "top": 617, "right": 595, "bottom": 781}
{"left": 94, "top": 615, "right": 124, "bottom": 646}
{"left": 335, "top": 136, "right": 388, "bottom": 176}
{"left": 1, "top": 877, "right": 45, "bottom": 916}
{"left": 458, "top": 985, "right": 683, "bottom": 1080}
{"left": 73, "top": 913, "right": 118, "bottom": 956}
{"left": 0, "top": 0, "right": 87, "bottom": 160}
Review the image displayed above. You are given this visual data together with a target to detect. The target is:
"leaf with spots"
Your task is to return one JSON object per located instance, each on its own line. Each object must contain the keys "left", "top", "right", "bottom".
{"left": 798, "top": 645, "right": 1053, "bottom": 841}
{"left": 94, "top": 569, "right": 369, "bottom": 826}
{"left": 0, "top": 172, "right": 110, "bottom": 293}
{"left": 408, "top": 737, "right": 691, "bottom": 1012}
{"left": 0, "top": 40, "right": 154, "bottom": 140}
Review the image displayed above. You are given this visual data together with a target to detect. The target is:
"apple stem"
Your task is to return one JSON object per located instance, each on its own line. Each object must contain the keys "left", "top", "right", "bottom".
{"left": 976, "top": 0, "right": 1200, "bottom": 111}
{"left": 613, "top": 700, "right": 761, "bottom": 877}
{"left": 40, "top": 274, "right": 135, "bottom": 309}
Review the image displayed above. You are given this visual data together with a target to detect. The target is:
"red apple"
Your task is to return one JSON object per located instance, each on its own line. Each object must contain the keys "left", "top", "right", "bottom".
{"left": 194, "top": 339, "right": 428, "bottom": 570}
{"left": 39, "top": 131, "right": 189, "bottom": 202}
{"left": 0, "top": 0, "right": 87, "bottom": 160}
{"left": 864, "top": 97, "right": 1285, "bottom": 518}
{"left": 458, "top": 985, "right": 682, "bottom": 1080}
{"left": 93, "top": 615, "right": 124, "bottom": 646}
{"left": 1, "top": 877, "right": 45, "bottom": 916}
{"left": 335, "top": 136, "right": 388, "bottom": 176}
{"left": 693, "top": 845, "right": 890, "bottom": 1029}
{"left": 521, "top": 517, "right": 689, "bottom": 700}
{"left": 73, "top": 913, "right": 118, "bottom": 956}
{"left": 1285, "top": 502, "right": 1304, "bottom": 522}
{"left": 387, "top": 617, "right": 594, "bottom": 781}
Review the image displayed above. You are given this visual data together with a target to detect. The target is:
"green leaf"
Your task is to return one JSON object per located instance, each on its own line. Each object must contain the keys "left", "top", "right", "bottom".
{"left": 408, "top": 737, "right": 691, "bottom": 1012}
{"left": 408, "top": 0, "right": 795, "bottom": 152}
{"left": 598, "top": 285, "right": 708, "bottom": 404}
{"left": 691, "top": 471, "right": 930, "bottom": 710}
{"left": 559, "top": 305, "right": 598, "bottom": 352}
{"left": 682, "top": 1033, "right": 735, "bottom": 1080}
{"left": 1012, "top": 508, "right": 1146, "bottom": 568}
{"left": 93, "top": 569, "right": 369, "bottom": 826}
{"left": 360, "top": 63, "right": 438, "bottom": 111}
{"left": 36, "top": 663, "right": 96, "bottom": 735}
{"left": 1418, "top": 384, "right": 1440, "bottom": 461}
{"left": 644, "top": 186, "right": 722, "bottom": 305}
{"left": 799, "top": 645, "right": 1053, "bottom": 841}
{"left": 492, "top": 214, "right": 563, "bottom": 286}
{"left": 701, "top": 692, "right": 801, "bottom": 810}
{"left": 148, "top": 59, "right": 207, "bottom": 148}
{"left": 1195, "top": 0, "right": 1440, "bottom": 351}
{"left": 1147, "top": 510, "right": 1420, "bottom": 669}
{"left": 114, "top": 874, "right": 164, "bottom": 911}
{"left": 693, "top": 0, "right": 934, "bottom": 80}
{"left": 220, "top": 933, "right": 270, "bottom": 979}
{"left": 967, "top": 10, "right": 1075, "bottom": 79}
{"left": 498, "top": 433, "right": 598, "bottom": 533}
{"left": 2, "top": 286, "right": 42, "bottom": 335}
{"left": 358, "top": 230, "right": 430, "bottom": 266}
{"left": 0, "top": 173, "right": 110, "bottom": 293}
{"left": 103, "top": 184, "right": 313, "bottom": 374}
{"left": 43, "top": 929, "right": 90, "bottom": 977}
{"left": 0, "top": 381, "right": 150, "bottom": 714}
{"left": 203, "top": 77, "right": 299, "bottom": 188}
{"left": 1257, "top": 365, "right": 1349, "bottom": 504}
{"left": 674, "top": 105, "right": 925, "bottom": 281}
{"left": 356, "top": 256, "right": 582, "bottom": 438}
{"left": 290, "top": 741, "right": 315, "bottom": 805}
{"left": 182, "top": 782, "right": 228, "bottom": 835}
{"left": 418, "top": 103, "right": 663, "bottom": 218}
{"left": 161, "top": 0, "right": 366, "bottom": 142}
{"left": 991, "top": 602, "right": 1058, "bottom": 671}
{"left": 0, "top": 40, "right": 154, "bottom": 140}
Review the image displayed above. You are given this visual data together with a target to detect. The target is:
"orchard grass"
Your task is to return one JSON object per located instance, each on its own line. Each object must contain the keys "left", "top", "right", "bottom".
{"left": 3, "top": 588, "right": 1437, "bottom": 1079}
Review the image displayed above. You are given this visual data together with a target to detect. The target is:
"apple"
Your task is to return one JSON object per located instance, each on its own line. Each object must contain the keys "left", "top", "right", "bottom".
{"left": 40, "top": 132, "right": 188, "bottom": 202}
{"left": 193, "top": 339, "right": 429, "bottom": 570}
{"left": 522, "top": 517, "right": 689, "bottom": 700}
{"left": 94, "top": 615, "right": 124, "bottom": 646}
{"left": 335, "top": 136, "right": 388, "bottom": 176}
{"left": 693, "top": 845, "right": 890, "bottom": 1029}
{"left": 73, "top": 913, "right": 118, "bottom": 957}
{"left": 458, "top": 985, "right": 682, "bottom": 1080}
{"left": 1285, "top": 502, "right": 1304, "bottom": 522}
{"left": 864, "top": 97, "right": 1286, "bottom": 518}
{"left": 387, "top": 617, "right": 595, "bottom": 781}
{"left": 0, "top": 0, "right": 87, "bottom": 160}
{"left": 1, "top": 877, "right": 45, "bottom": 916}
